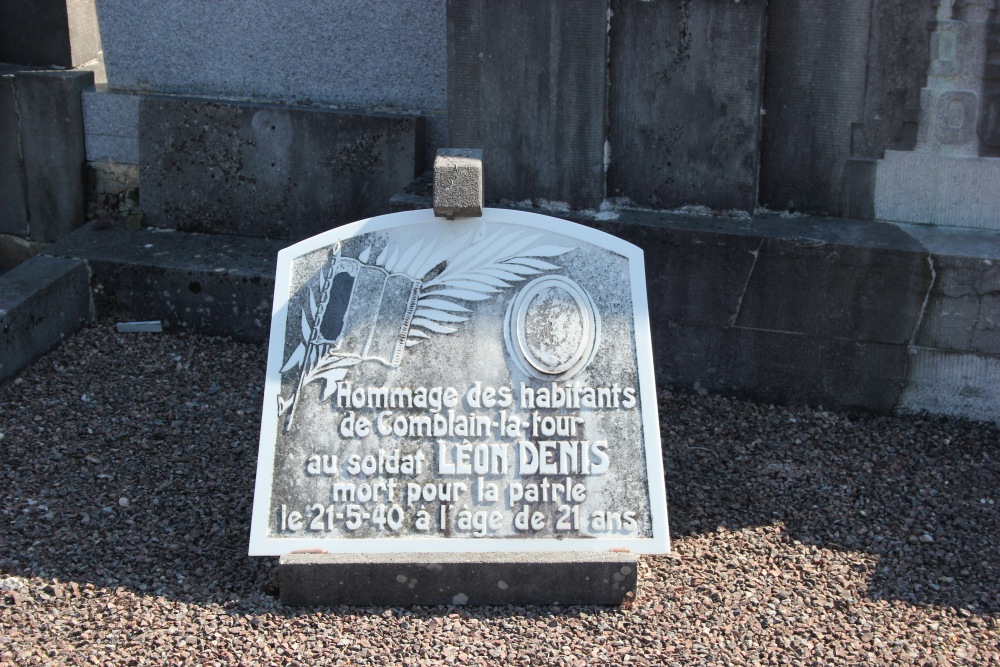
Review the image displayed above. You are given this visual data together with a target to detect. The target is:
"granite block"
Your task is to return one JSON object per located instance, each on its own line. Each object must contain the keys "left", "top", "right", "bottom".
{"left": 138, "top": 95, "right": 423, "bottom": 240}
{"left": 95, "top": 0, "right": 445, "bottom": 112}
{"left": 82, "top": 87, "right": 140, "bottom": 163}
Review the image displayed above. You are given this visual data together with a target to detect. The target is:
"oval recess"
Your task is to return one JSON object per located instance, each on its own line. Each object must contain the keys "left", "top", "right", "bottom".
{"left": 504, "top": 275, "right": 600, "bottom": 380}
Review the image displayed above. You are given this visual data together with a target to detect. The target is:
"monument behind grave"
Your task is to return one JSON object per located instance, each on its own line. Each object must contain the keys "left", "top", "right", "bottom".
{"left": 250, "top": 208, "right": 669, "bottom": 559}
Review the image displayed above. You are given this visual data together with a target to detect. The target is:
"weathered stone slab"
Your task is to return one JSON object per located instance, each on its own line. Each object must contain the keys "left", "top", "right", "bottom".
{"left": 584, "top": 215, "right": 761, "bottom": 327}
{"left": 758, "top": 2, "right": 872, "bottom": 215}
{"left": 15, "top": 70, "right": 92, "bottom": 242}
{"left": 898, "top": 349, "right": 1000, "bottom": 423}
{"left": 250, "top": 208, "right": 669, "bottom": 555}
{"left": 653, "top": 321, "right": 910, "bottom": 414}
{"left": 901, "top": 222, "right": 1000, "bottom": 364}
{"left": 0, "top": 234, "right": 45, "bottom": 271}
{"left": 0, "top": 73, "right": 28, "bottom": 237}
{"left": 851, "top": 0, "right": 928, "bottom": 159}
{"left": 447, "top": 0, "right": 607, "bottom": 209}
{"left": 916, "top": 254, "right": 1000, "bottom": 354}
{"left": 0, "top": 256, "right": 93, "bottom": 383}
{"left": 733, "top": 235, "right": 931, "bottom": 345}
{"left": 279, "top": 552, "right": 638, "bottom": 606}
{"left": 139, "top": 95, "right": 423, "bottom": 241}
{"left": 607, "top": 0, "right": 766, "bottom": 212}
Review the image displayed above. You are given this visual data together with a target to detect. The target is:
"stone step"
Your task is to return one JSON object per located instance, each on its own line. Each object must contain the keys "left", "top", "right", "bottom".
{"left": 6, "top": 209, "right": 998, "bottom": 424}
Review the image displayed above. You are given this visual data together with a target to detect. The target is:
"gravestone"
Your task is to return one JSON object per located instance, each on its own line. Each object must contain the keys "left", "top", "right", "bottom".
{"left": 873, "top": 0, "right": 1000, "bottom": 230}
{"left": 250, "top": 206, "right": 669, "bottom": 605}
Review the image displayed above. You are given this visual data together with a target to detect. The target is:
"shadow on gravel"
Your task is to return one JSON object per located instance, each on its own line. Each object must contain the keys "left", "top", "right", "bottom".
{"left": 1, "top": 328, "right": 997, "bottom": 617}
{"left": 660, "top": 390, "right": 1000, "bottom": 615}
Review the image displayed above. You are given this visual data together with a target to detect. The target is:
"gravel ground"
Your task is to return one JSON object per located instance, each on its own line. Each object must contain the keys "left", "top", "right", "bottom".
{"left": 1, "top": 323, "right": 997, "bottom": 666}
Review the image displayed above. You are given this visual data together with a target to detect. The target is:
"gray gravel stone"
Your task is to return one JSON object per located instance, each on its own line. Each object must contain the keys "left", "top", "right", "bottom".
{"left": 0, "top": 322, "right": 997, "bottom": 665}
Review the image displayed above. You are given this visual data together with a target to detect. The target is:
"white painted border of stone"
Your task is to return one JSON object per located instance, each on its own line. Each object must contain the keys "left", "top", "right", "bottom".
{"left": 250, "top": 208, "right": 669, "bottom": 555}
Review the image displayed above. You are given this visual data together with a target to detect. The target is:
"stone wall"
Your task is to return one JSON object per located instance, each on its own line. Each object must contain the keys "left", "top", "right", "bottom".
{"left": 84, "top": 0, "right": 937, "bottom": 218}
{"left": 444, "top": 0, "right": 932, "bottom": 216}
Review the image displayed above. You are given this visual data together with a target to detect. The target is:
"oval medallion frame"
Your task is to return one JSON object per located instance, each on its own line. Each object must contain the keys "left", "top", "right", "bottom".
{"left": 504, "top": 275, "right": 601, "bottom": 380}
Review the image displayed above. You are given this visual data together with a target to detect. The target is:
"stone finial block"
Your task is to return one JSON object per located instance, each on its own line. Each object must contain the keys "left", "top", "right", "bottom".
{"left": 433, "top": 148, "right": 483, "bottom": 219}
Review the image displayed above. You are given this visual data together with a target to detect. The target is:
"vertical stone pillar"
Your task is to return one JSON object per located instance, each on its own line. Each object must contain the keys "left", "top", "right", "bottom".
{"left": 606, "top": 0, "right": 766, "bottom": 213}
{"left": 758, "top": 2, "right": 873, "bottom": 215}
{"left": 446, "top": 0, "right": 608, "bottom": 210}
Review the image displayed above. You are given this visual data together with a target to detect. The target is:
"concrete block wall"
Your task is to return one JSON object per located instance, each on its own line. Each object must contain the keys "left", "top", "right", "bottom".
{"left": 35, "top": 211, "right": 1000, "bottom": 423}
{"left": 445, "top": 0, "right": 932, "bottom": 217}
{"left": 577, "top": 211, "right": 1000, "bottom": 422}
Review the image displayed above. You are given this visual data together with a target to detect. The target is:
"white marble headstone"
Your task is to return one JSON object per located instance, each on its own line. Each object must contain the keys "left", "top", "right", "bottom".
{"left": 250, "top": 209, "right": 669, "bottom": 554}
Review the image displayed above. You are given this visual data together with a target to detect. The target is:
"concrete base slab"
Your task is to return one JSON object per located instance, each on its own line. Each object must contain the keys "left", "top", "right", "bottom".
{"left": 899, "top": 349, "right": 1000, "bottom": 423}
{"left": 45, "top": 220, "right": 284, "bottom": 342}
{"left": 875, "top": 151, "right": 1000, "bottom": 230}
{"left": 278, "top": 552, "right": 638, "bottom": 607}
